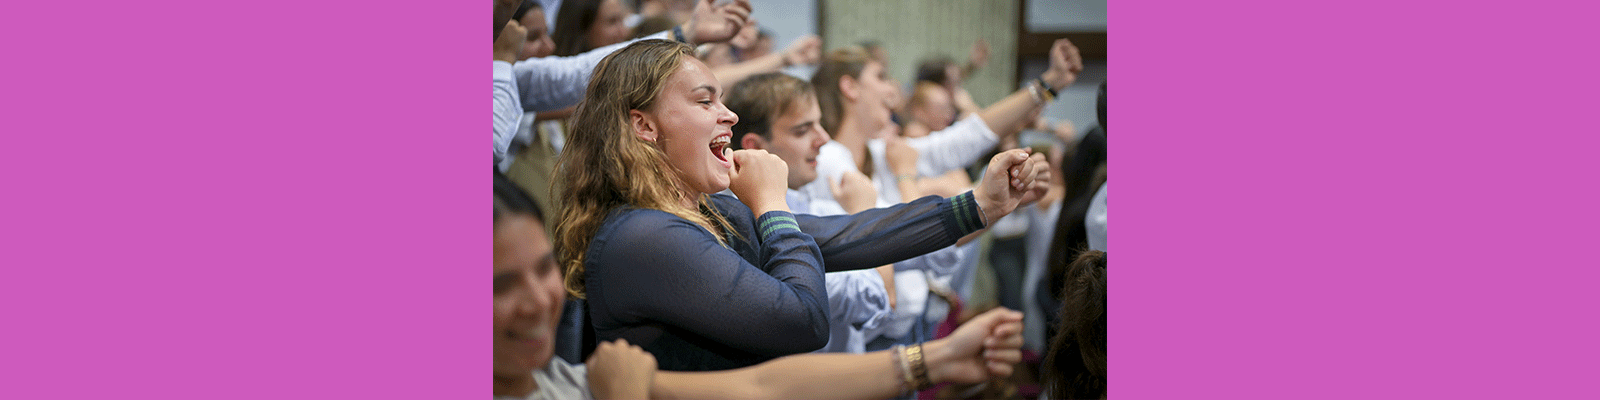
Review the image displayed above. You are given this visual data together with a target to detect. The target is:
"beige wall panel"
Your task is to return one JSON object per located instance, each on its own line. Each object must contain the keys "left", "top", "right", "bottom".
{"left": 821, "top": 0, "right": 1019, "bottom": 105}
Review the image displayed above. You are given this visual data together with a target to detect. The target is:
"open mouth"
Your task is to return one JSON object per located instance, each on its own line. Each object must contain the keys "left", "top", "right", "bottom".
{"left": 710, "top": 134, "right": 731, "bottom": 163}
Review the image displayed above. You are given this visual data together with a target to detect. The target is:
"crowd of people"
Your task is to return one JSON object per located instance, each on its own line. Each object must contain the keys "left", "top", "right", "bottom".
{"left": 492, "top": 0, "right": 1106, "bottom": 398}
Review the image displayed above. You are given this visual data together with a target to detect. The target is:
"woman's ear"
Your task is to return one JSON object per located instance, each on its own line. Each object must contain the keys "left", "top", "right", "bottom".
{"left": 630, "top": 109, "right": 657, "bottom": 142}
{"left": 839, "top": 75, "right": 860, "bottom": 102}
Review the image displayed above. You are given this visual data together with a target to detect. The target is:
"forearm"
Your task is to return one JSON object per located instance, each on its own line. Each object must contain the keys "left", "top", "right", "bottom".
{"left": 493, "top": 61, "right": 523, "bottom": 161}
{"left": 798, "top": 192, "right": 985, "bottom": 272}
{"left": 711, "top": 53, "right": 786, "bottom": 89}
{"left": 977, "top": 90, "right": 1040, "bottom": 140}
{"left": 875, "top": 265, "right": 898, "bottom": 310}
{"left": 516, "top": 31, "right": 673, "bottom": 111}
{"left": 651, "top": 351, "right": 905, "bottom": 400}
{"left": 895, "top": 176, "right": 922, "bottom": 202}
{"left": 533, "top": 105, "right": 574, "bottom": 122}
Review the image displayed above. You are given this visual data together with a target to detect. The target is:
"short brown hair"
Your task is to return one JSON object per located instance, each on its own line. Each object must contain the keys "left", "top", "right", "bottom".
{"left": 724, "top": 73, "right": 816, "bottom": 150}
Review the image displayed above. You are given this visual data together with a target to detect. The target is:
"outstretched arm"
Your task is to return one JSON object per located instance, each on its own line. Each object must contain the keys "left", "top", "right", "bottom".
{"left": 646, "top": 308, "right": 1025, "bottom": 400}
{"left": 711, "top": 35, "right": 822, "bottom": 87}
{"left": 796, "top": 149, "right": 1047, "bottom": 272}
{"left": 513, "top": 0, "right": 752, "bottom": 112}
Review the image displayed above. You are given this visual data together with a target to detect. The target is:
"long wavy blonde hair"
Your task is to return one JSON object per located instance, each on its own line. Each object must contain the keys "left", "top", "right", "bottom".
{"left": 554, "top": 39, "right": 733, "bottom": 299}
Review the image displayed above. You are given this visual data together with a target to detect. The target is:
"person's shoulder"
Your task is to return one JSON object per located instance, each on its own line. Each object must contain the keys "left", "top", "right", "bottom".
{"left": 598, "top": 207, "right": 692, "bottom": 238}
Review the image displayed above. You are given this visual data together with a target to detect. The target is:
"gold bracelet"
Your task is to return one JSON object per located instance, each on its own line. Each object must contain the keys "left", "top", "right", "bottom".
{"left": 896, "top": 174, "right": 917, "bottom": 183}
{"left": 907, "top": 343, "right": 931, "bottom": 391}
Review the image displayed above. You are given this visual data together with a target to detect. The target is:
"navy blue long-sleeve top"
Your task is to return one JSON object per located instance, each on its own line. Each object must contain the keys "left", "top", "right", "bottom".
{"left": 584, "top": 191, "right": 987, "bottom": 371}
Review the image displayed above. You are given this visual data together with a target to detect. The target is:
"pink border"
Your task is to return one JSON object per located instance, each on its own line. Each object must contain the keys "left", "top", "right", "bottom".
{"left": 1114, "top": 0, "right": 1600, "bottom": 398}
{"left": 6, "top": 0, "right": 1600, "bottom": 399}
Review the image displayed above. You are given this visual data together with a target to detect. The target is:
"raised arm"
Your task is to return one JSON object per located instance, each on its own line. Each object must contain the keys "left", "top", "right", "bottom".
{"left": 711, "top": 35, "right": 821, "bottom": 87}
{"left": 647, "top": 308, "right": 1025, "bottom": 400}
{"left": 976, "top": 38, "right": 1082, "bottom": 136}
{"left": 513, "top": 0, "right": 753, "bottom": 112}
{"left": 795, "top": 191, "right": 984, "bottom": 272}
{"left": 798, "top": 148, "right": 1048, "bottom": 272}
{"left": 493, "top": 21, "right": 528, "bottom": 162}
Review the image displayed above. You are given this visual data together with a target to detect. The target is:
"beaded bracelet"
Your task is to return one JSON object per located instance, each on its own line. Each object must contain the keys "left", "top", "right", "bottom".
{"left": 892, "top": 345, "right": 915, "bottom": 394}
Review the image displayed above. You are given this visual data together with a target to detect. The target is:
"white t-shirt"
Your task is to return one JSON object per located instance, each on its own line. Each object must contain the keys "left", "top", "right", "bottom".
{"left": 494, "top": 358, "right": 593, "bottom": 400}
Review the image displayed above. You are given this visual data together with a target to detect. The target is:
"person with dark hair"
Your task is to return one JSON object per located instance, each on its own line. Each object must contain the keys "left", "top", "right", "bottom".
{"left": 1036, "top": 125, "right": 1105, "bottom": 358}
{"left": 554, "top": 39, "right": 1048, "bottom": 372}
{"left": 1040, "top": 250, "right": 1106, "bottom": 400}
{"left": 1085, "top": 82, "right": 1107, "bottom": 251}
{"left": 512, "top": 1, "right": 557, "bottom": 60}
{"left": 551, "top": 0, "right": 632, "bottom": 57}
{"left": 911, "top": 40, "right": 991, "bottom": 124}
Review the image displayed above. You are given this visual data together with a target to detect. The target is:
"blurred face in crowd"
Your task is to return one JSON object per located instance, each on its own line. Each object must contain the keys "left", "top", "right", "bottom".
{"left": 846, "top": 61, "right": 899, "bottom": 134}
{"left": 744, "top": 95, "right": 830, "bottom": 189}
{"left": 701, "top": 43, "right": 737, "bottom": 68}
{"left": 636, "top": 58, "right": 740, "bottom": 195}
{"left": 587, "top": 0, "right": 632, "bottom": 50}
{"left": 493, "top": 214, "right": 564, "bottom": 383}
{"left": 518, "top": 8, "right": 556, "bottom": 59}
{"left": 911, "top": 84, "right": 955, "bottom": 132}
{"left": 743, "top": 35, "right": 773, "bottom": 60}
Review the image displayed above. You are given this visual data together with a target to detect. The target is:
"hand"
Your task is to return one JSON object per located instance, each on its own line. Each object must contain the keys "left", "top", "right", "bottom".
{"left": 973, "top": 149, "right": 1047, "bottom": 226}
{"left": 731, "top": 18, "right": 761, "bottom": 49}
{"left": 967, "top": 39, "right": 990, "bottom": 70}
{"left": 494, "top": 0, "right": 525, "bottom": 41}
{"left": 1039, "top": 39, "right": 1084, "bottom": 91}
{"left": 1050, "top": 119, "right": 1078, "bottom": 144}
{"left": 494, "top": 20, "right": 528, "bottom": 63}
{"left": 781, "top": 35, "right": 822, "bottom": 67}
{"left": 874, "top": 265, "right": 897, "bottom": 310}
{"left": 1015, "top": 152, "right": 1052, "bottom": 207}
{"left": 727, "top": 149, "right": 790, "bottom": 215}
{"left": 925, "top": 308, "right": 1025, "bottom": 384}
{"left": 828, "top": 170, "right": 876, "bottom": 214}
{"left": 586, "top": 339, "right": 656, "bottom": 400}
{"left": 883, "top": 135, "right": 918, "bottom": 178}
{"left": 681, "top": 0, "right": 752, "bottom": 45}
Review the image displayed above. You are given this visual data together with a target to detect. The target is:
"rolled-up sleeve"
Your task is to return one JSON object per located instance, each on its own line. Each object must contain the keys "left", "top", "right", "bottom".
{"left": 493, "top": 61, "right": 521, "bottom": 163}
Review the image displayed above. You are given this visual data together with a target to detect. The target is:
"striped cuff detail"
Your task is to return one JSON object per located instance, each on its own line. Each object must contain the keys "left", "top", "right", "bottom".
{"left": 759, "top": 214, "right": 801, "bottom": 238}
{"left": 947, "top": 192, "right": 985, "bottom": 234}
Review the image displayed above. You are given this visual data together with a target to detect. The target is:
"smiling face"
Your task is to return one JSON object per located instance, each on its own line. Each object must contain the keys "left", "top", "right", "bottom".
{"left": 587, "top": 0, "right": 631, "bottom": 50}
{"left": 517, "top": 8, "right": 555, "bottom": 59}
{"left": 493, "top": 214, "right": 564, "bottom": 384}
{"left": 634, "top": 58, "right": 740, "bottom": 195}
